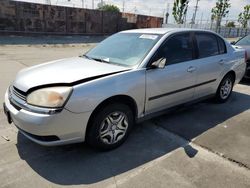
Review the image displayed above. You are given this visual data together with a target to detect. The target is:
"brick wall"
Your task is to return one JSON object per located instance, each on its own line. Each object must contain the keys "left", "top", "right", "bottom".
{"left": 0, "top": 0, "right": 163, "bottom": 35}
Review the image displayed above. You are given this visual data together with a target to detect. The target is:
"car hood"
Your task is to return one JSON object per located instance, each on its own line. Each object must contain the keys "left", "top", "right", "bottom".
{"left": 13, "top": 57, "right": 130, "bottom": 92}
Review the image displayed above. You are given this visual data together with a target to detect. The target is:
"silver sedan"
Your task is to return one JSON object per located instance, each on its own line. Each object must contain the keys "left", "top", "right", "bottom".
{"left": 4, "top": 28, "right": 246, "bottom": 150}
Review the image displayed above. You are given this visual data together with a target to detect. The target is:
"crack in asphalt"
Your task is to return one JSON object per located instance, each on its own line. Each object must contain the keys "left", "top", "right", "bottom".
{"left": 152, "top": 120, "right": 250, "bottom": 171}
{"left": 196, "top": 144, "right": 250, "bottom": 170}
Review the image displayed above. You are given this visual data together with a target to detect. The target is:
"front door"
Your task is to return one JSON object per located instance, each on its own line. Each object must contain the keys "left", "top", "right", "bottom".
{"left": 145, "top": 32, "right": 197, "bottom": 114}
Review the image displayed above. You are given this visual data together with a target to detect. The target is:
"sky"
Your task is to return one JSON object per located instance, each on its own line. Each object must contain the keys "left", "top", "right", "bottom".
{"left": 15, "top": 0, "right": 250, "bottom": 24}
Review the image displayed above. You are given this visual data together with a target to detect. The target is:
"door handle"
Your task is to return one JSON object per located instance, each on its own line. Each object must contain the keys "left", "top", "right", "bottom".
{"left": 187, "top": 66, "right": 196, "bottom": 73}
{"left": 218, "top": 59, "right": 224, "bottom": 65}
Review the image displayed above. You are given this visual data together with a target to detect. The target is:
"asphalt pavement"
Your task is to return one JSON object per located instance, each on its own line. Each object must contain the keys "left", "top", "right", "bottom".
{"left": 0, "top": 44, "right": 249, "bottom": 188}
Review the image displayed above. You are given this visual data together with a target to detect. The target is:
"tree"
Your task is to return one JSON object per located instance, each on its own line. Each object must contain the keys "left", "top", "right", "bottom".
{"left": 211, "top": 0, "right": 231, "bottom": 29}
{"left": 98, "top": 4, "right": 120, "bottom": 13}
{"left": 225, "top": 21, "right": 235, "bottom": 28}
{"left": 172, "top": 0, "right": 189, "bottom": 24}
{"left": 238, "top": 5, "right": 250, "bottom": 28}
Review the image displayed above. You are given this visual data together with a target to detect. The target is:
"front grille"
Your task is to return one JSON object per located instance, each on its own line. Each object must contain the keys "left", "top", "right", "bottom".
{"left": 10, "top": 100, "right": 22, "bottom": 111}
{"left": 11, "top": 86, "right": 26, "bottom": 101}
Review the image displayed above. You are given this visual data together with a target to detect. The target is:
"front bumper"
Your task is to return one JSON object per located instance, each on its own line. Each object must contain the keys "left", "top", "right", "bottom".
{"left": 4, "top": 89, "right": 92, "bottom": 146}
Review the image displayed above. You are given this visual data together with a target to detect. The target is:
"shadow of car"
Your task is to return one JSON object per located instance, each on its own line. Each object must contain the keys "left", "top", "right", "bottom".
{"left": 15, "top": 90, "right": 250, "bottom": 185}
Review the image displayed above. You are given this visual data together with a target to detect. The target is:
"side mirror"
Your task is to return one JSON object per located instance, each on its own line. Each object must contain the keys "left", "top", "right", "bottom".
{"left": 231, "top": 41, "right": 236, "bottom": 45}
{"left": 151, "top": 58, "right": 167, "bottom": 69}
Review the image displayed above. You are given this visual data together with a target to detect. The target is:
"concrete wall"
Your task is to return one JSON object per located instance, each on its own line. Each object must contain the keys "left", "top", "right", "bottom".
{"left": 0, "top": 0, "right": 163, "bottom": 35}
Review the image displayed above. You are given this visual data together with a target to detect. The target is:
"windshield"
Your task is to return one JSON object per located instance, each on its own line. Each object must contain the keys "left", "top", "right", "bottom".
{"left": 85, "top": 33, "right": 161, "bottom": 67}
{"left": 236, "top": 35, "right": 250, "bottom": 45}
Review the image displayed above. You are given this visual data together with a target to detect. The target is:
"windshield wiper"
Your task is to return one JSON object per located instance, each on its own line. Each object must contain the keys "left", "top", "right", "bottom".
{"left": 82, "top": 55, "right": 108, "bottom": 63}
{"left": 82, "top": 54, "right": 94, "bottom": 60}
{"left": 95, "top": 58, "right": 110, "bottom": 63}
{"left": 82, "top": 55, "right": 125, "bottom": 67}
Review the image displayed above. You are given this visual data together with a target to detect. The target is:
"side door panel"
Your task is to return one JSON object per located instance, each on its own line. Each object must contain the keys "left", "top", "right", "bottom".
{"left": 193, "top": 32, "right": 225, "bottom": 98}
{"left": 145, "top": 32, "right": 197, "bottom": 114}
{"left": 145, "top": 61, "right": 196, "bottom": 114}
{"left": 192, "top": 56, "right": 223, "bottom": 98}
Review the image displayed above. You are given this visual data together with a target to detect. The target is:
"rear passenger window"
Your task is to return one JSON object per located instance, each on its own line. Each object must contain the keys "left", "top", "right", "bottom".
{"left": 154, "top": 33, "right": 193, "bottom": 65}
{"left": 196, "top": 33, "right": 219, "bottom": 58}
{"left": 217, "top": 37, "right": 227, "bottom": 54}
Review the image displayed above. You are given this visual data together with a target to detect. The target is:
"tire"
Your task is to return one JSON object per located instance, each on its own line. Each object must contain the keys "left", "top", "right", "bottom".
{"left": 86, "top": 103, "right": 134, "bottom": 150}
{"left": 215, "top": 74, "right": 234, "bottom": 103}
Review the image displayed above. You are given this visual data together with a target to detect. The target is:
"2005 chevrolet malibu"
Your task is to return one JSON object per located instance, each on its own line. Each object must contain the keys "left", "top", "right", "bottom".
{"left": 3, "top": 28, "right": 246, "bottom": 150}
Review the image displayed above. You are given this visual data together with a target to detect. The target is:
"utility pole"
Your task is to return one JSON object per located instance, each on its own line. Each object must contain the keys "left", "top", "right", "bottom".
{"left": 122, "top": 1, "right": 125, "bottom": 12}
{"left": 99, "top": 0, "right": 104, "bottom": 9}
{"left": 134, "top": 6, "right": 137, "bottom": 14}
{"left": 82, "top": 0, "right": 84, "bottom": 8}
{"left": 225, "top": 14, "right": 229, "bottom": 25}
{"left": 200, "top": 12, "right": 203, "bottom": 25}
{"left": 92, "top": 0, "right": 94, "bottom": 9}
{"left": 184, "top": 5, "right": 188, "bottom": 24}
{"left": 191, "top": 0, "right": 199, "bottom": 24}
{"left": 165, "top": 3, "right": 170, "bottom": 24}
{"left": 45, "top": 0, "right": 51, "bottom": 5}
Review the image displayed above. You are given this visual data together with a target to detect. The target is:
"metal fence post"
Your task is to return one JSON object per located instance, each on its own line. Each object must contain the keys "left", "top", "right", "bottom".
{"left": 100, "top": 10, "right": 103, "bottom": 34}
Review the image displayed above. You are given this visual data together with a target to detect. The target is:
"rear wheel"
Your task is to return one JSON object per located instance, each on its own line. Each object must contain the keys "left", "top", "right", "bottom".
{"left": 215, "top": 74, "right": 234, "bottom": 103}
{"left": 86, "top": 103, "right": 134, "bottom": 150}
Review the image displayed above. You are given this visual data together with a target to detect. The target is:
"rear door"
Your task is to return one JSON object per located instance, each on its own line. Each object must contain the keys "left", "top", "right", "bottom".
{"left": 145, "top": 32, "right": 197, "bottom": 114}
{"left": 192, "top": 32, "right": 227, "bottom": 98}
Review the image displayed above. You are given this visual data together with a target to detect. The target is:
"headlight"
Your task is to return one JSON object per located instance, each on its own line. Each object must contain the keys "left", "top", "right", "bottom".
{"left": 27, "top": 87, "right": 72, "bottom": 108}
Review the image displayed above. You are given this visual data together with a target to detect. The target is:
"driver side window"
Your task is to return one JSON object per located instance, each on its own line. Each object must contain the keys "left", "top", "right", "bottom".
{"left": 152, "top": 33, "right": 194, "bottom": 66}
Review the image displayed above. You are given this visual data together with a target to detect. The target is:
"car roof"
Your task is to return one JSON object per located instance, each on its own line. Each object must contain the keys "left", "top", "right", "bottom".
{"left": 121, "top": 28, "right": 215, "bottom": 35}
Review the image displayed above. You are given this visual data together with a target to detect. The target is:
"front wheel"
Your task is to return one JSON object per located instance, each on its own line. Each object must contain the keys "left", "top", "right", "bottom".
{"left": 215, "top": 74, "right": 234, "bottom": 103}
{"left": 86, "top": 103, "right": 134, "bottom": 150}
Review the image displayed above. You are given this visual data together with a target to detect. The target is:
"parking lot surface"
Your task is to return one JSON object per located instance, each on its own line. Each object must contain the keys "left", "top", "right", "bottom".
{"left": 0, "top": 44, "right": 250, "bottom": 188}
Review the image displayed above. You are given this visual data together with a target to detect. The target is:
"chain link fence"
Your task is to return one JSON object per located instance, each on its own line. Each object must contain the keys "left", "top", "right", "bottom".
{"left": 163, "top": 23, "right": 250, "bottom": 38}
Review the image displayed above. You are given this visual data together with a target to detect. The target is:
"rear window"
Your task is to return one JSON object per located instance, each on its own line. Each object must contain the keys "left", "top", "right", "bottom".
{"left": 195, "top": 33, "right": 219, "bottom": 58}
{"left": 217, "top": 36, "right": 227, "bottom": 54}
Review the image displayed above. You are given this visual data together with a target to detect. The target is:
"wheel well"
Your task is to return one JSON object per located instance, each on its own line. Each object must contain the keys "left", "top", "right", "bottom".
{"left": 225, "top": 70, "right": 236, "bottom": 83}
{"left": 85, "top": 95, "right": 138, "bottom": 139}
